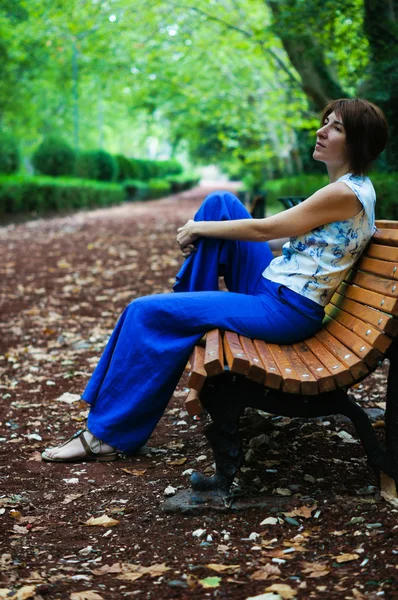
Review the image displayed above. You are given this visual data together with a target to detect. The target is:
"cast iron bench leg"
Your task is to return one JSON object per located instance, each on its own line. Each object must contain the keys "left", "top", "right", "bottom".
{"left": 190, "top": 372, "right": 246, "bottom": 494}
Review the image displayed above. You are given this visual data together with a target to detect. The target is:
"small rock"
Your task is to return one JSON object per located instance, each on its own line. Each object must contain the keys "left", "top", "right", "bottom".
{"left": 182, "top": 468, "right": 194, "bottom": 476}
{"left": 284, "top": 517, "right": 300, "bottom": 527}
{"left": 164, "top": 486, "right": 176, "bottom": 497}
{"left": 196, "top": 455, "right": 207, "bottom": 461}
{"left": 192, "top": 528, "right": 206, "bottom": 538}
{"left": 168, "top": 580, "right": 189, "bottom": 588}
{"left": 366, "top": 522, "right": 383, "bottom": 529}
{"left": 349, "top": 517, "right": 365, "bottom": 525}
{"left": 249, "top": 434, "right": 269, "bottom": 449}
{"left": 249, "top": 532, "right": 260, "bottom": 541}
{"left": 206, "top": 534, "right": 213, "bottom": 542}
{"left": 304, "top": 474, "right": 315, "bottom": 483}
{"left": 260, "top": 517, "right": 279, "bottom": 526}
{"left": 78, "top": 546, "right": 93, "bottom": 556}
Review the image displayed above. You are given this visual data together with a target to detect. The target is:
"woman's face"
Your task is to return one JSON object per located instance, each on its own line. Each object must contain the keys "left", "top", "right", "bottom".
{"left": 313, "top": 111, "right": 348, "bottom": 168}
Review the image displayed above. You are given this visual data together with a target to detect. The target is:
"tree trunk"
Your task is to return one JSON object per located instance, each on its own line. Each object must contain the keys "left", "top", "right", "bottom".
{"left": 363, "top": 0, "right": 398, "bottom": 169}
{"left": 266, "top": 0, "right": 347, "bottom": 112}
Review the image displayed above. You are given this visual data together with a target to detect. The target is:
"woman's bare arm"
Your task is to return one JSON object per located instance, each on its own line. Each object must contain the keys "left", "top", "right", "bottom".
{"left": 176, "top": 183, "right": 362, "bottom": 248}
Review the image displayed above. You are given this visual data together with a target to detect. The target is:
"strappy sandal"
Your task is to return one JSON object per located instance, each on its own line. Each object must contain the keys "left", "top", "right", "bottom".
{"left": 41, "top": 429, "right": 119, "bottom": 463}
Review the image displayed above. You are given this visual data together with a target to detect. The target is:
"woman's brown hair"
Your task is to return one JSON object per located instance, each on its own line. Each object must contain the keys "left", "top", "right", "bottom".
{"left": 321, "top": 98, "right": 388, "bottom": 175}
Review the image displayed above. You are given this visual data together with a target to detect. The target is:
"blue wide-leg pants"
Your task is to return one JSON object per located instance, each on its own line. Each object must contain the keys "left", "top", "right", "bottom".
{"left": 83, "top": 191, "right": 324, "bottom": 454}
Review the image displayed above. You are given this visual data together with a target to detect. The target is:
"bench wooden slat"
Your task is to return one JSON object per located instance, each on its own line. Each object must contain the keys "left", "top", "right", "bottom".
{"left": 253, "top": 339, "right": 282, "bottom": 389}
{"left": 325, "top": 304, "right": 392, "bottom": 353}
{"left": 292, "top": 341, "right": 336, "bottom": 393}
{"left": 188, "top": 345, "right": 207, "bottom": 392}
{"left": 345, "top": 270, "right": 398, "bottom": 298}
{"left": 223, "top": 331, "right": 250, "bottom": 375}
{"left": 373, "top": 228, "right": 398, "bottom": 247}
{"left": 375, "top": 220, "right": 398, "bottom": 229}
{"left": 330, "top": 292, "right": 398, "bottom": 337}
{"left": 337, "top": 282, "right": 398, "bottom": 316}
{"left": 323, "top": 316, "right": 382, "bottom": 368}
{"left": 357, "top": 256, "right": 398, "bottom": 280}
{"left": 304, "top": 336, "right": 354, "bottom": 387}
{"left": 204, "top": 329, "right": 224, "bottom": 376}
{"left": 365, "top": 243, "right": 398, "bottom": 263}
{"left": 239, "top": 336, "right": 267, "bottom": 384}
{"left": 185, "top": 389, "right": 203, "bottom": 416}
{"left": 266, "top": 343, "right": 301, "bottom": 394}
{"left": 315, "top": 329, "right": 369, "bottom": 380}
{"left": 280, "top": 345, "right": 319, "bottom": 395}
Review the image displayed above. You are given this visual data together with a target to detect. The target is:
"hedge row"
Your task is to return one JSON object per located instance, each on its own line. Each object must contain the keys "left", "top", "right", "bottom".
{"left": 0, "top": 173, "right": 200, "bottom": 217}
{"left": 0, "top": 132, "right": 185, "bottom": 184}
{"left": 263, "top": 173, "right": 398, "bottom": 219}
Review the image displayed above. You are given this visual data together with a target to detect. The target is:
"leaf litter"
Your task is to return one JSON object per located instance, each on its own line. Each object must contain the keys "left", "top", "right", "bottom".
{"left": 0, "top": 187, "right": 397, "bottom": 599}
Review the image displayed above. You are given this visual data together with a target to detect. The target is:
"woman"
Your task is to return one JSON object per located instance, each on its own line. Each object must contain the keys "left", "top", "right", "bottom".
{"left": 42, "top": 98, "right": 388, "bottom": 462}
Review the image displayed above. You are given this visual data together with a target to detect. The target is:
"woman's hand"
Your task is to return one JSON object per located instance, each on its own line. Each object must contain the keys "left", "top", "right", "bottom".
{"left": 180, "top": 244, "right": 197, "bottom": 258}
{"left": 176, "top": 219, "right": 200, "bottom": 249}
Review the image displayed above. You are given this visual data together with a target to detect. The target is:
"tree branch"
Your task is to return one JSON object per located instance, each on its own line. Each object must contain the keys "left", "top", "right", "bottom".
{"left": 171, "top": 3, "right": 302, "bottom": 87}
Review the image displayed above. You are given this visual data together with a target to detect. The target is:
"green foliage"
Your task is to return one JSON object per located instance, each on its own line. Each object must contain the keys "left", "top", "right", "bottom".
{"left": 74, "top": 151, "right": 99, "bottom": 180}
{"left": 123, "top": 179, "right": 148, "bottom": 201}
{"left": 75, "top": 150, "right": 117, "bottom": 181}
{"left": 146, "top": 178, "right": 171, "bottom": 199}
{"left": 92, "top": 149, "right": 118, "bottom": 182}
{"left": 264, "top": 172, "right": 398, "bottom": 219}
{"left": 0, "top": 174, "right": 123, "bottom": 217}
{"left": 166, "top": 173, "right": 200, "bottom": 193}
{"left": 124, "top": 176, "right": 172, "bottom": 200}
{"left": 32, "top": 135, "right": 76, "bottom": 177}
{"left": 0, "top": 131, "right": 20, "bottom": 174}
{"left": 115, "top": 154, "right": 135, "bottom": 181}
{"left": 371, "top": 173, "right": 398, "bottom": 220}
{"left": 156, "top": 160, "right": 183, "bottom": 177}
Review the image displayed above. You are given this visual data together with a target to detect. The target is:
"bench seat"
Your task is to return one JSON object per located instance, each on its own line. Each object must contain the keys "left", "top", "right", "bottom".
{"left": 184, "top": 220, "right": 398, "bottom": 495}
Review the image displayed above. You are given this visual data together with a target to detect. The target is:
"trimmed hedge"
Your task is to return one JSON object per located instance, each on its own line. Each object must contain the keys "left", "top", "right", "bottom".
{"left": 75, "top": 150, "right": 118, "bottom": 182}
{"left": 0, "top": 132, "right": 20, "bottom": 174}
{"left": 0, "top": 175, "right": 124, "bottom": 217}
{"left": 32, "top": 135, "right": 76, "bottom": 177}
{"left": 264, "top": 173, "right": 398, "bottom": 219}
{"left": 166, "top": 173, "right": 200, "bottom": 193}
{"left": 123, "top": 178, "right": 172, "bottom": 201}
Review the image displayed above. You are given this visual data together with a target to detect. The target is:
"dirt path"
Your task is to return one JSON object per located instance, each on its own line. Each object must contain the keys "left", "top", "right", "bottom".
{"left": 0, "top": 186, "right": 396, "bottom": 600}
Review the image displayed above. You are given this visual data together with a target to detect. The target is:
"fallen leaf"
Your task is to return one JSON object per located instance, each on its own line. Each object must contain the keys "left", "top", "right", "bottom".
{"left": 273, "top": 488, "right": 292, "bottom": 496}
{"left": 83, "top": 515, "right": 120, "bottom": 527}
{"left": 28, "top": 451, "right": 42, "bottom": 462}
{"left": 0, "top": 587, "right": 36, "bottom": 600}
{"left": 117, "top": 562, "right": 170, "bottom": 581}
{"left": 91, "top": 563, "right": 123, "bottom": 576}
{"left": 250, "top": 564, "right": 281, "bottom": 580}
{"left": 198, "top": 576, "right": 221, "bottom": 588}
{"left": 301, "top": 561, "right": 330, "bottom": 577}
{"left": 283, "top": 504, "right": 317, "bottom": 519}
{"left": 266, "top": 583, "right": 297, "bottom": 598}
{"left": 13, "top": 524, "right": 29, "bottom": 535}
{"left": 206, "top": 563, "right": 240, "bottom": 574}
{"left": 62, "top": 493, "right": 83, "bottom": 504}
{"left": 246, "top": 594, "right": 283, "bottom": 600}
{"left": 168, "top": 458, "right": 187, "bottom": 466}
{"left": 121, "top": 468, "right": 147, "bottom": 476}
{"left": 70, "top": 592, "right": 104, "bottom": 600}
{"left": 334, "top": 553, "right": 359, "bottom": 563}
{"left": 56, "top": 392, "right": 81, "bottom": 404}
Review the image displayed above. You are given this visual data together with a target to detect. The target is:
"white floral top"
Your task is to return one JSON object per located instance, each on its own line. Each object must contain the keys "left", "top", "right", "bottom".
{"left": 262, "top": 173, "right": 376, "bottom": 307}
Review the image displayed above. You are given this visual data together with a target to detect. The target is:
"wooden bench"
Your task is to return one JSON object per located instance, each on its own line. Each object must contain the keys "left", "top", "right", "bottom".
{"left": 185, "top": 220, "right": 398, "bottom": 494}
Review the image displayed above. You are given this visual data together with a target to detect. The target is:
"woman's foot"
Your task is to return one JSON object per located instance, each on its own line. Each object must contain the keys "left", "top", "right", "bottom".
{"left": 42, "top": 429, "right": 118, "bottom": 462}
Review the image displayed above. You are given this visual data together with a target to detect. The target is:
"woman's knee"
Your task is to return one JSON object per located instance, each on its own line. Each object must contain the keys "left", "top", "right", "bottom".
{"left": 197, "top": 190, "right": 240, "bottom": 220}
